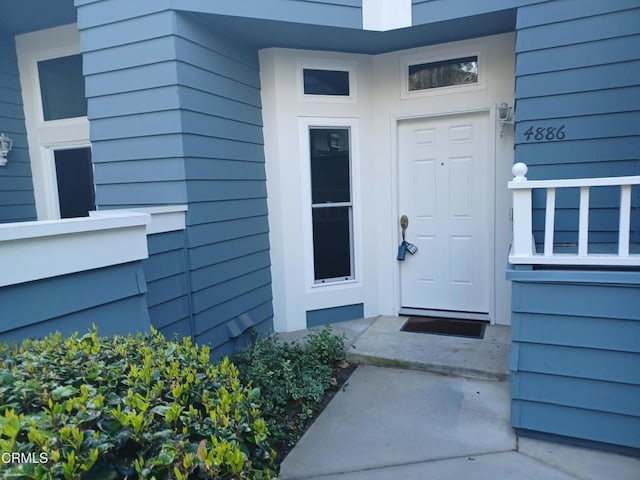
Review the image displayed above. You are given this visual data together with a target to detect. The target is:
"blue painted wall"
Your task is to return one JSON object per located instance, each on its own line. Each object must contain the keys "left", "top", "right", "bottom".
{"left": 0, "top": 262, "right": 151, "bottom": 343}
{"left": 507, "top": 267, "right": 640, "bottom": 451}
{"left": 0, "top": 36, "right": 36, "bottom": 224}
{"left": 76, "top": 3, "right": 274, "bottom": 357}
{"left": 174, "top": 13, "right": 273, "bottom": 358}
{"left": 307, "top": 304, "right": 364, "bottom": 328}
{"left": 514, "top": 2, "right": 640, "bottom": 246}
{"left": 143, "top": 230, "right": 192, "bottom": 340}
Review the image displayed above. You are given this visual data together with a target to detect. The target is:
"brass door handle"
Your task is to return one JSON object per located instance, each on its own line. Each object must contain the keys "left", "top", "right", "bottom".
{"left": 400, "top": 215, "right": 408, "bottom": 241}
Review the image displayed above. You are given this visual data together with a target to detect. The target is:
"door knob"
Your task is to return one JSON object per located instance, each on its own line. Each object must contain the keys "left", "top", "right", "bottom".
{"left": 400, "top": 215, "right": 408, "bottom": 241}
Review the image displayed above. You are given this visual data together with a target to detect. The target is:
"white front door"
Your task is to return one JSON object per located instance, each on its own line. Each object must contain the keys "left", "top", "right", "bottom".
{"left": 398, "top": 112, "right": 490, "bottom": 314}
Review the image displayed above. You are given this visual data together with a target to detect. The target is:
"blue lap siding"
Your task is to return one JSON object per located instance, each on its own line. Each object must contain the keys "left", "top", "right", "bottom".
{"left": 0, "top": 36, "right": 36, "bottom": 223}
{"left": 0, "top": 262, "right": 151, "bottom": 343}
{"left": 508, "top": 268, "right": 640, "bottom": 451}
{"left": 75, "top": 2, "right": 274, "bottom": 356}
{"left": 514, "top": 2, "right": 640, "bottom": 246}
{"left": 174, "top": 13, "right": 273, "bottom": 357}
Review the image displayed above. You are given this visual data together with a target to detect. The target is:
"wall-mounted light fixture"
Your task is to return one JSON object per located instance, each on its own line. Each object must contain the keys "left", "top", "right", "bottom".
{"left": 0, "top": 133, "right": 13, "bottom": 167}
{"left": 498, "top": 102, "right": 514, "bottom": 137}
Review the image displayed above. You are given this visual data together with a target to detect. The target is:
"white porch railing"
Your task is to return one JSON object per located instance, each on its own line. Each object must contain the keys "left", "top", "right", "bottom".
{"left": 508, "top": 163, "right": 640, "bottom": 267}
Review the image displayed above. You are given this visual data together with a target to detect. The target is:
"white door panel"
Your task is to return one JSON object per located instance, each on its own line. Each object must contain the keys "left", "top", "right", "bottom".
{"left": 399, "top": 113, "right": 490, "bottom": 313}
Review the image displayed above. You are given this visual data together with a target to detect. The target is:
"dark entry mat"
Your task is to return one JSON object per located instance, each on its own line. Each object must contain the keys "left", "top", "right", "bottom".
{"left": 401, "top": 317, "right": 487, "bottom": 339}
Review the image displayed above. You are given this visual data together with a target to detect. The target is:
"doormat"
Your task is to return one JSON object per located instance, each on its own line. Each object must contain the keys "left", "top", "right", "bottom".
{"left": 401, "top": 317, "right": 487, "bottom": 339}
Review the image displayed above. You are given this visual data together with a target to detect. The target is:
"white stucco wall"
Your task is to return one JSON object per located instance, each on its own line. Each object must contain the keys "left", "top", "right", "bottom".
{"left": 260, "top": 33, "right": 516, "bottom": 331}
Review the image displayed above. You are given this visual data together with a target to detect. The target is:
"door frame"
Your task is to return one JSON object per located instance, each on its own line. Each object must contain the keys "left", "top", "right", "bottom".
{"left": 390, "top": 106, "right": 498, "bottom": 323}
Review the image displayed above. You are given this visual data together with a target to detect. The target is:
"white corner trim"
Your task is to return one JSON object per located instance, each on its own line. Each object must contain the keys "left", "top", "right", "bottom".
{"left": 91, "top": 205, "right": 188, "bottom": 235}
{"left": 0, "top": 213, "right": 150, "bottom": 287}
{"left": 363, "top": 0, "right": 412, "bottom": 31}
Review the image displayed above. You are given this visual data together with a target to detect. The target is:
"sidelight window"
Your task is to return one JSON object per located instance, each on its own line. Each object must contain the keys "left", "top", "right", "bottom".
{"left": 309, "top": 127, "right": 354, "bottom": 283}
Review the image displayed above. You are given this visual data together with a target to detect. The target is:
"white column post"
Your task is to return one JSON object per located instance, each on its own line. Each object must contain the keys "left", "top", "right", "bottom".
{"left": 510, "top": 163, "right": 534, "bottom": 258}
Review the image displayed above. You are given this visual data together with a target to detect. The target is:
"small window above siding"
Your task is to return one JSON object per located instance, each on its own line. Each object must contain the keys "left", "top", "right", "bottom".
{"left": 303, "top": 69, "right": 350, "bottom": 96}
{"left": 408, "top": 56, "right": 478, "bottom": 92}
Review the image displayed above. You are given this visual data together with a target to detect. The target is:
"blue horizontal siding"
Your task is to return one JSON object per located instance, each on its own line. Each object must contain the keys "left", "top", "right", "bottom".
{"left": 512, "top": 401, "right": 640, "bottom": 450}
{"left": 0, "top": 36, "right": 36, "bottom": 223}
{"left": 516, "top": 8, "right": 640, "bottom": 52}
{"left": 516, "top": 0, "right": 640, "bottom": 29}
{"left": 193, "top": 288, "right": 273, "bottom": 336}
{"left": 0, "top": 262, "right": 150, "bottom": 343}
{"left": 412, "top": 0, "right": 539, "bottom": 25}
{"left": 76, "top": 5, "right": 274, "bottom": 356}
{"left": 191, "top": 267, "right": 271, "bottom": 314}
{"left": 143, "top": 231, "right": 192, "bottom": 339}
{"left": 188, "top": 233, "right": 270, "bottom": 268}
{"left": 174, "top": 11, "right": 273, "bottom": 353}
{"left": 516, "top": 61, "right": 640, "bottom": 98}
{"left": 182, "top": 134, "right": 265, "bottom": 162}
{"left": 514, "top": 3, "right": 640, "bottom": 249}
{"left": 187, "top": 200, "right": 268, "bottom": 225}
{"left": 509, "top": 268, "right": 640, "bottom": 449}
{"left": 190, "top": 251, "right": 271, "bottom": 292}
{"left": 516, "top": 35, "right": 640, "bottom": 76}
{"left": 516, "top": 86, "right": 640, "bottom": 122}
{"left": 512, "top": 372, "right": 640, "bottom": 417}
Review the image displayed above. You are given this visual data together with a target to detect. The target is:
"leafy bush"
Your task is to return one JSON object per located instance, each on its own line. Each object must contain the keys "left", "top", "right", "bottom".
{"left": 234, "top": 327, "right": 345, "bottom": 457}
{"left": 0, "top": 328, "right": 275, "bottom": 479}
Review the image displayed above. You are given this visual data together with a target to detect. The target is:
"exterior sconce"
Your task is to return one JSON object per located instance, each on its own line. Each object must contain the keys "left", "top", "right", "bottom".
{"left": 498, "top": 102, "right": 514, "bottom": 137}
{"left": 0, "top": 133, "right": 13, "bottom": 167}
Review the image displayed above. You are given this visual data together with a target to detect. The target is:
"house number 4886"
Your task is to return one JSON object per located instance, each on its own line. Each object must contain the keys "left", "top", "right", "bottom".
{"left": 523, "top": 125, "right": 566, "bottom": 141}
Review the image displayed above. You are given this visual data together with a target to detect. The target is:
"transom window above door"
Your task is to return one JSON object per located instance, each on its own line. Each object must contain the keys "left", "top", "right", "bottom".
{"left": 408, "top": 56, "right": 478, "bottom": 91}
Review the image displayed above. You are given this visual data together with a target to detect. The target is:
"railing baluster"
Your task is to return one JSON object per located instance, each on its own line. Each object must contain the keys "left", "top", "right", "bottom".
{"left": 544, "top": 188, "right": 556, "bottom": 256}
{"left": 578, "top": 186, "right": 590, "bottom": 257}
{"left": 618, "top": 184, "right": 631, "bottom": 257}
{"left": 508, "top": 164, "right": 639, "bottom": 266}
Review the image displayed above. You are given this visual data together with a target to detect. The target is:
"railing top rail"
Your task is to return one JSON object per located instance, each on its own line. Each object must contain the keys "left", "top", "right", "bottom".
{"left": 509, "top": 175, "right": 640, "bottom": 190}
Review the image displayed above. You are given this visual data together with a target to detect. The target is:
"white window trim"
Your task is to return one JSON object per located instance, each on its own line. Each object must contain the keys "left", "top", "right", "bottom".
{"left": 400, "top": 44, "right": 487, "bottom": 99}
{"left": 297, "top": 58, "right": 358, "bottom": 104}
{"left": 16, "top": 24, "right": 90, "bottom": 220}
{"left": 299, "top": 117, "right": 362, "bottom": 292}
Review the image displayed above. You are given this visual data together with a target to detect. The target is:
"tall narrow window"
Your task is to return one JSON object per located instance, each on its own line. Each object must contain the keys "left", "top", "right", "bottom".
{"left": 54, "top": 147, "right": 95, "bottom": 218}
{"left": 309, "top": 127, "right": 354, "bottom": 282}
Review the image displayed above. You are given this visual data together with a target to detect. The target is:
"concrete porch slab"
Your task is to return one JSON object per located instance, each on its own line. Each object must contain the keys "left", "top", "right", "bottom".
{"left": 347, "top": 315, "right": 510, "bottom": 380}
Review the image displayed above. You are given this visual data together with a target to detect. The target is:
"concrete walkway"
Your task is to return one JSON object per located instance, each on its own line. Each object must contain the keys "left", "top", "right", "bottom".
{"left": 276, "top": 317, "right": 640, "bottom": 480}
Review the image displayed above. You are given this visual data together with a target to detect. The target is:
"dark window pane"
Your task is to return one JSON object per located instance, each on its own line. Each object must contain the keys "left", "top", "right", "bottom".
{"left": 310, "top": 128, "right": 350, "bottom": 204}
{"left": 312, "top": 207, "right": 352, "bottom": 281}
{"left": 304, "top": 69, "right": 350, "bottom": 96}
{"left": 408, "top": 56, "right": 478, "bottom": 91}
{"left": 54, "top": 147, "right": 95, "bottom": 218}
{"left": 38, "top": 54, "right": 87, "bottom": 120}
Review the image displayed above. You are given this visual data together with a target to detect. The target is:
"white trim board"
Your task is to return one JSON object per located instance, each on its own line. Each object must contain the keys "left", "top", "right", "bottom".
{"left": 0, "top": 212, "right": 150, "bottom": 287}
{"left": 91, "top": 205, "right": 188, "bottom": 235}
{"left": 15, "top": 24, "right": 90, "bottom": 220}
{"left": 363, "top": 0, "right": 412, "bottom": 31}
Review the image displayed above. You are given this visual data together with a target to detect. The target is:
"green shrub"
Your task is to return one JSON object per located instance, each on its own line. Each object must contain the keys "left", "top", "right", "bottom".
{"left": 234, "top": 327, "right": 345, "bottom": 456}
{"left": 0, "top": 328, "right": 275, "bottom": 479}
